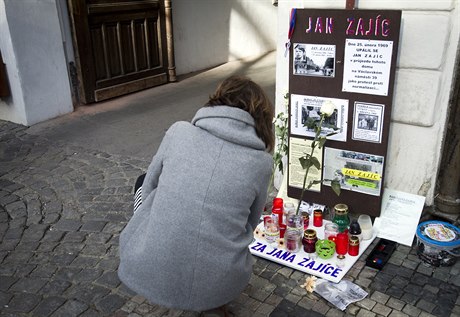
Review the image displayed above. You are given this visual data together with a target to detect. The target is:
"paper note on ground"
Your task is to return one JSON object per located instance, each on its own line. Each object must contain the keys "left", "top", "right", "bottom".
{"left": 374, "top": 188, "right": 425, "bottom": 246}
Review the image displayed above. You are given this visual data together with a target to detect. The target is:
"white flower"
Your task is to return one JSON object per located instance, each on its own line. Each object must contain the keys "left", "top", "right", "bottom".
{"left": 283, "top": 97, "right": 289, "bottom": 108}
{"left": 320, "top": 100, "right": 335, "bottom": 117}
{"left": 301, "top": 275, "right": 317, "bottom": 293}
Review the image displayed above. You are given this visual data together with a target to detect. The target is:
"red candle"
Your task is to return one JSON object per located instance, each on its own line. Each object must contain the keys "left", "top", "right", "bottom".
{"left": 302, "top": 229, "right": 318, "bottom": 253}
{"left": 348, "top": 236, "right": 360, "bottom": 256}
{"left": 335, "top": 232, "right": 348, "bottom": 258}
{"left": 301, "top": 212, "right": 309, "bottom": 230}
{"left": 279, "top": 224, "right": 286, "bottom": 239}
{"left": 273, "top": 198, "right": 284, "bottom": 209}
{"left": 272, "top": 198, "right": 284, "bottom": 225}
{"left": 263, "top": 215, "right": 271, "bottom": 227}
{"left": 313, "top": 209, "right": 323, "bottom": 227}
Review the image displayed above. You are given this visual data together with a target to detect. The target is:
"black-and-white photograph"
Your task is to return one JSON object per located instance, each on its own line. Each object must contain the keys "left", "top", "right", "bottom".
{"left": 293, "top": 43, "right": 336, "bottom": 77}
{"left": 357, "top": 114, "right": 378, "bottom": 131}
{"left": 291, "top": 94, "right": 348, "bottom": 142}
{"left": 352, "top": 102, "right": 384, "bottom": 143}
{"left": 323, "top": 147, "right": 384, "bottom": 196}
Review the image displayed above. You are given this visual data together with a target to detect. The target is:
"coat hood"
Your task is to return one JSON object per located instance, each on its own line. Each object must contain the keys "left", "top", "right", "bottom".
{"left": 191, "top": 105, "right": 266, "bottom": 150}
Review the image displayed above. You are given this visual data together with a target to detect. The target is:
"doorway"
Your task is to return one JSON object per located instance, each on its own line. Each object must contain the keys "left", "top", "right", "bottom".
{"left": 68, "top": 0, "right": 175, "bottom": 104}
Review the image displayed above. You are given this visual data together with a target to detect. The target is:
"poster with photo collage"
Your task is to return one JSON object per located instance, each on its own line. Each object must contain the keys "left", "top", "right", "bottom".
{"left": 287, "top": 9, "right": 401, "bottom": 217}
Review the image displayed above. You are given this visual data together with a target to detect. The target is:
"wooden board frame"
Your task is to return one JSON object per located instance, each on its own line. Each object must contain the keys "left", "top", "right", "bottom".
{"left": 287, "top": 9, "right": 402, "bottom": 217}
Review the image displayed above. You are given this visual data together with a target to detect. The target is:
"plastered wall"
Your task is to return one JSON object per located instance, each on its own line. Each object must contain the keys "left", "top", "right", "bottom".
{"left": 0, "top": 0, "right": 73, "bottom": 126}
{"left": 171, "top": 0, "right": 277, "bottom": 75}
{"left": 276, "top": 0, "right": 460, "bottom": 205}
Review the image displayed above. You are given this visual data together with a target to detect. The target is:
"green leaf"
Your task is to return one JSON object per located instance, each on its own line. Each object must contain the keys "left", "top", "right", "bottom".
{"left": 311, "top": 156, "right": 321, "bottom": 170}
{"left": 326, "top": 131, "right": 339, "bottom": 137}
{"left": 278, "top": 161, "right": 284, "bottom": 173}
{"left": 318, "top": 137, "right": 327, "bottom": 149}
{"left": 306, "top": 179, "right": 322, "bottom": 189}
{"left": 299, "top": 156, "right": 309, "bottom": 169}
{"left": 331, "top": 179, "right": 341, "bottom": 196}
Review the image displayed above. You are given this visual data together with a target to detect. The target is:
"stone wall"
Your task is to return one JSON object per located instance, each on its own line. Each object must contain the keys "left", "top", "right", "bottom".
{"left": 275, "top": 0, "right": 460, "bottom": 205}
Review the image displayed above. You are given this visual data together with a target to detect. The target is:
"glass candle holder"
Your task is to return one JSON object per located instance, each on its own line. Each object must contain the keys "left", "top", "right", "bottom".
{"left": 286, "top": 213, "right": 303, "bottom": 236}
{"left": 285, "top": 230, "right": 301, "bottom": 253}
{"left": 358, "top": 214, "right": 373, "bottom": 240}
{"left": 264, "top": 216, "right": 279, "bottom": 243}
{"left": 302, "top": 229, "right": 318, "bottom": 254}
{"left": 283, "top": 202, "right": 295, "bottom": 224}
{"left": 272, "top": 198, "right": 284, "bottom": 226}
{"left": 301, "top": 211, "right": 310, "bottom": 230}
{"left": 313, "top": 209, "right": 323, "bottom": 227}
{"left": 333, "top": 204, "right": 350, "bottom": 233}
{"left": 348, "top": 235, "right": 360, "bottom": 256}
{"left": 349, "top": 220, "right": 362, "bottom": 242}
{"left": 324, "top": 222, "right": 339, "bottom": 242}
{"left": 315, "top": 239, "right": 336, "bottom": 259}
{"left": 279, "top": 224, "right": 286, "bottom": 239}
{"left": 335, "top": 232, "right": 348, "bottom": 259}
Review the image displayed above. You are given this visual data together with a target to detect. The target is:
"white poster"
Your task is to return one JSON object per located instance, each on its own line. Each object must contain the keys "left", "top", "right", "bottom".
{"left": 374, "top": 189, "right": 426, "bottom": 246}
{"left": 323, "top": 148, "right": 384, "bottom": 196}
{"left": 290, "top": 94, "right": 348, "bottom": 142}
{"left": 293, "top": 43, "right": 336, "bottom": 77}
{"left": 249, "top": 219, "right": 377, "bottom": 283}
{"left": 342, "top": 39, "right": 393, "bottom": 96}
{"left": 352, "top": 102, "right": 384, "bottom": 143}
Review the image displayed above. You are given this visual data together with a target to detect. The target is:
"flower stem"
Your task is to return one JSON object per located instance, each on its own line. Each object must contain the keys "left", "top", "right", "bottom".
{"left": 295, "top": 148, "right": 314, "bottom": 215}
{"left": 295, "top": 115, "right": 326, "bottom": 215}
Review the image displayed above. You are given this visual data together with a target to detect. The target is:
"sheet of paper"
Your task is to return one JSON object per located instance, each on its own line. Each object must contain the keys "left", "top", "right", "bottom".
{"left": 288, "top": 137, "right": 322, "bottom": 192}
{"left": 374, "top": 189, "right": 426, "bottom": 246}
{"left": 342, "top": 39, "right": 393, "bottom": 96}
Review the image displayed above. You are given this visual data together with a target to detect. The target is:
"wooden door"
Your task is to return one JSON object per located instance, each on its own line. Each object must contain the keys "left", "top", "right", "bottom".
{"left": 68, "top": 0, "right": 175, "bottom": 103}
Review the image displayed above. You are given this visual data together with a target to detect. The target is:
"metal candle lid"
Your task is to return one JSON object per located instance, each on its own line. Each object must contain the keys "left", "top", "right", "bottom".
{"left": 304, "top": 229, "right": 317, "bottom": 239}
{"left": 349, "top": 235, "right": 360, "bottom": 246}
{"left": 334, "top": 203, "right": 348, "bottom": 215}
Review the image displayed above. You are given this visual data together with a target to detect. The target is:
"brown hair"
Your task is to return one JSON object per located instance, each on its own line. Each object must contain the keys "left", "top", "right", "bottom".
{"left": 206, "top": 76, "right": 275, "bottom": 152}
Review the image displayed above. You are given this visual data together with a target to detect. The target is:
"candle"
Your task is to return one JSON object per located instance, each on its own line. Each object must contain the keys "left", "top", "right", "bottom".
{"left": 279, "top": 224, "right": 286, "bottom": 239}
{"left": 272, "top": 198, "right": 284, "bottom": 226}
{"left": 348, "top": 235, "right": 360, "bottom": 256}
{"left": 302, "top": 229, "right": 318, "bottom": 253}
{"left": 333, "top": 204, "right": 350, "bottom": 233}
{"left": 349, "top": 220, "right": 362, "bottom": 242}
{"left": 313, "top": 209, "right": 323, "bottom": 227}
{"left": 285, "top": 230, "right": 301, "bottom": 252}
{"left": 301, "top": 211, "right": 309, "bottom": 230}
{"left": 324, "top": 222, "right": 339, "bottom": 242}
{"left": 335, "top": 232, "right": 348, "bottom": 259}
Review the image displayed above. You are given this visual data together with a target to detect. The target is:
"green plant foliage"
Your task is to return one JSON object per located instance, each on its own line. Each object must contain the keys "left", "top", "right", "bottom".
{"left": 296, "top": 111, "right": 341, "bottom": 214}
{"left": 268, "top": 93, "right": 289, "bottom": 194}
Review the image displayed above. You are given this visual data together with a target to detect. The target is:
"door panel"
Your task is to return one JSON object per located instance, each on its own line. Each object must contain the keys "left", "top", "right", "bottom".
{"left": 68, "top": 0, "right": 173, "bottom": 103}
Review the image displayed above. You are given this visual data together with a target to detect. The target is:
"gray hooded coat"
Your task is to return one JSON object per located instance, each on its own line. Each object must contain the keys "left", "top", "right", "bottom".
{"left": 118, "top": 106, "right": 272, "bottom": 311}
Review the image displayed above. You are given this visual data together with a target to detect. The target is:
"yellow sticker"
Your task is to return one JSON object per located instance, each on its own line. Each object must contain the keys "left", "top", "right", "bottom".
{"left": 342, "top": 168, "right": 381, "bottom": 181}
{"left": 346, "top": 179, "right": 377, "bottom": 188}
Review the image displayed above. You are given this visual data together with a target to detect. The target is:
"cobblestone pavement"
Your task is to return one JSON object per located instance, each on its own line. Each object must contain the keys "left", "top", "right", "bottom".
{"left": 1, "top": 119, "right": 459, "bottom": 317}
